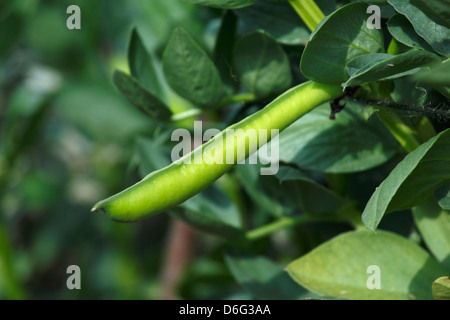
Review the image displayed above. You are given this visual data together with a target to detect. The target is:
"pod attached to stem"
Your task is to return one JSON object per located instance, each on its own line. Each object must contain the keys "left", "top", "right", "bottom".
{"left": 92, "top": 81, "right": 343, "bottom": 222}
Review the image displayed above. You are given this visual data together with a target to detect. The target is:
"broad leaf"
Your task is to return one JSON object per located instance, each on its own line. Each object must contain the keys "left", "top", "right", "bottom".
{"left": 413, "top": 60, "right": 450, "bottom": 99}
{"left": 344, "top": 50, "right": 439, "bottom": 88}
{"left": 182, "top": 0, "right": 257, "bottom": 9}
{"left": 387, "top": 15, "right": 433, "bottom": 51}
{"left": 234, "top": 0, "right": 335, "bottom": 46}
{"left": 362, "top": 129, "right": 450, "bottom": 231}
{"left": 113, "top": 70, "right": 172, "bottom": 120}
{"left": 432, "top": 277, "right": 450, "bottom": 300}
{"left": 286, "top": 230, "right": 447, "bottom": 300}
{"left": 234, "top": 0, "right": 309, "bottom": 45}
{"left": 435, "top": 184, "right": 450, "bottom": 210}
{"left": 274, "top": 101, "right": 398, "bottom": 173}
{"left": 128, "top": 28, "right": 165, "bottom": 101}
{"left": 234, "top": 31, "right": 291, "bottom": 98}
{"left": 235, "top": 164, "right": 297, "bottom": 217}
{"left": 414, "top": 60, "right": 450, "bottom": 86}
{"left": 275, "top": 166, "right": 346, "bottom": 214}
{"left": 135, "top": 137, "right": 172, "bottom": 177}
{"left": 413, "top": 200, "right": 450, "bottom": 268}
{"left": 300, "top": 3, "right": 384, "bottom": 84}
{"left": 391, "top": 78, "right": 428, "bottom": 107}
{"left": 224, "top": 252, "right": 316, "bottom": 300}
{"left": 407, "top": 0, "right": 450, "bottom": 28}
{"left": 163, "top": 28, "right": 226, "bottom": 107}
{"left": 56, "top": 82, "right": 150, "bottom": 142}
{"left": 214, "top": 10, "right": 238, "bottom": 90}
{"left": 173, "top": 186, "right": 244, "bottom": 239}
{"left": 388, "top": 0, "right": 450, "bottom": 56}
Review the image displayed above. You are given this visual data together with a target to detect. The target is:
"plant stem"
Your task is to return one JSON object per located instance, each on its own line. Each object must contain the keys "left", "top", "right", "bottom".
{"left": 377, "top": 109, "right": 421, "bottom": 153}
{"left": 387, "top": 38, "right": 399, "bottom": 55}
{"left": 245, "top": 216, "right": 309, "bottom": 241}
{"left": 387, "top": 38, "right": 437, "bottom": 144}
{"left": 288, "top": 0, "right": 325, "bottom": 32}
{"left": 244, "top": 202, "right": 365, "bottom": 241}
{"left": 244, "top": 215, "right": 341, "bottom": 241}
{"left": 415, "top": 116, "right": 436, "bottom": 143}
{"left": 373, "top": 80, "right": 423, "bottom": 153}
{"left": 381, "top": 38, "right": 437, "bottom": 150}
{"left": 216, "top": 173, "right": 248, "bottom": 229}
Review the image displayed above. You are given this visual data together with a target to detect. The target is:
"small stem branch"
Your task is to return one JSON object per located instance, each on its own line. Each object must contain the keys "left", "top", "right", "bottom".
{"left": 171, "top": 108, "right": 202, "bottom": 122}
{"left": 218, "top": 92, "right": 257, "bottom": 107}
{"left": 245, "top": 215, "right": 334, "bottom": 241}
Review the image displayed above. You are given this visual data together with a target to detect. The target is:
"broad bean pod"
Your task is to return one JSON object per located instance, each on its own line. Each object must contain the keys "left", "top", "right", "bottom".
{"left": 92, "top": 81, "right": 343, "bottom": 222}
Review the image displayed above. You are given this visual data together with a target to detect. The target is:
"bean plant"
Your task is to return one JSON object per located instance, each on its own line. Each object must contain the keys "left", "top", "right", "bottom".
{"left": 92, "top": 0, "right": 450, "bottom": 300}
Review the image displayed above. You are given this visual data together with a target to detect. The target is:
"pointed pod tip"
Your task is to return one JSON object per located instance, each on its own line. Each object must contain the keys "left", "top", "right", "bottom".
{"left": 91, "top": 203, "right": 106, "bottom": 215}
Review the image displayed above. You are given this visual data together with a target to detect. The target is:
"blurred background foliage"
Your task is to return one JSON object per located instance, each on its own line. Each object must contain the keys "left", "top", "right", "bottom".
{"left": 0, "top": 0, "right": 426, "bottom": 300}
{"left": 0, "top": 0, "right": 219, "bottom": 300}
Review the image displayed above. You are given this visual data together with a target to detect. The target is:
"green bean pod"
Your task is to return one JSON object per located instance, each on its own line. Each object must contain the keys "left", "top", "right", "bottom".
{"left": 92, "top": 81, "right": 343, "bottom": 222}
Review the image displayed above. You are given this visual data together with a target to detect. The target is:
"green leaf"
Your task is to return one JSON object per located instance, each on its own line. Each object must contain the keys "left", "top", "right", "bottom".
{"left": 163, "top": 28, "right": 226, "bottom": 107}
{"left": 126, "top": 0, "right": 204, "bottom": 55}
{"left": 128, "top": 28, "right": 165, "bottom": 101}
{"left": 274, "top": 101, "right": 398, "bottom": 173}
{"left": 413, "top": 200, "right": 450, "bottom": 268}
{"left": 362, "top": 129, "right": 450, "bottom": 231}
{"left": 234, "top": 0, "right": 308, "bottom": 45}
{"left": 224, "top": 252, "right": 316, "bottom": 300}
{"left": 286, "top": 230, "right": 447, "bottom": 300}
{"left": 234, "top": 0, "right": 336, "bottom": 46}
{"left": 182, "top": 0, "right": 257, "bottom": 9}
{"left": 413, "top": 60, "right": 450, "bottom": 99}
{"left": 213, "top": 11, "right": 238, "bottom": 90}
{"left": 387, "top": 15, "right": 433, "bottom": 51}
{"left": 408, "top": 0, "right": 450, "bottom": 28}
{"left": 113, "top": 70, "right": 172, "bottom": 120}
{"left": 177, "top": 258, "right": 235, "bottom": 299}
{"left": 435, "top": 183, "right": 450, "bottom": 210}
{"left": 414, "top": 60, "right": 450, "bottom": 86}
{"left": 300, "top": 3, "right": 384, "bottom": 84}
{"left": 173, "top": 185, "right": 244, "bottom": 239}
{"left": 233, "top": 31, "right": 292, "bottom": 98}
{"left": 56, "top": 81, "right": 151, "bottom": 142}
{"left": 235, "top": 164, "right": 296, "bottom": 217}
{"left": 135, "top": 137, "right": 172, "bottom": 177}
{"left": 275, "top": 166, "right": 346, "bottom": 214}
{"left": 432, "top": 277, "right": 450, "bottom": 300}
{"left": 344, "top": 50, "right": 440, "bottom": 88}
{"left": 387, "top": 0, "right": 450, "bottom": 56}
{"left": 391, "top": 78, "right": 428, "bottom": 107}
